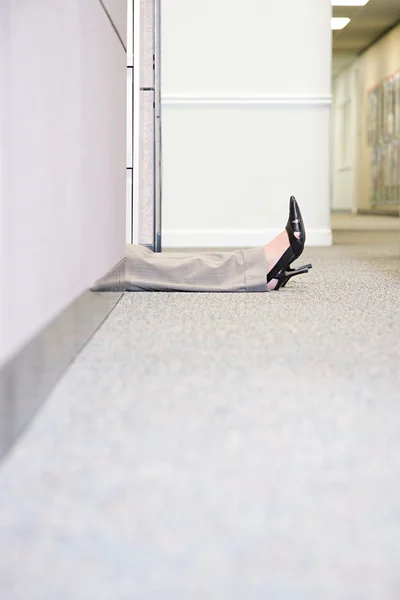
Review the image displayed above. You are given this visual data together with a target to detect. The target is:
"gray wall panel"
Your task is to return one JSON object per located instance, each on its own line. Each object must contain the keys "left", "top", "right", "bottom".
{"left": 0, "top": 0, "right": 127, "bottom": 365}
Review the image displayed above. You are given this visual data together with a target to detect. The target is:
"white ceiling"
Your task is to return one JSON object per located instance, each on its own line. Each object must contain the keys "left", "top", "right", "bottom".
{"left": 332, "top": 0, "right": 400, "bottom": 75}
{"left": 332, "top": 0, "right": 400, "bottom": 52}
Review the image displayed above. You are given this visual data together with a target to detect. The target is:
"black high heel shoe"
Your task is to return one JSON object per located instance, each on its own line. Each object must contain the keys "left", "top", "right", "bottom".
{"left": 267, "top": 196, "right": 313, "bottom": 291}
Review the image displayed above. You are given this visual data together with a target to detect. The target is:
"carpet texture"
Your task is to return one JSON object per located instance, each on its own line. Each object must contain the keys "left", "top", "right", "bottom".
{"left": 0, "top": 229, "right": 400, "bottom": 599}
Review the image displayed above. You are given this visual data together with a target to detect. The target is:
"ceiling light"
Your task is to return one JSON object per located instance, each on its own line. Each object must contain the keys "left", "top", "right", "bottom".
{"left": 332, "top": 0, "right": 369, "bottom": 5}
{"left": 331, "top": 17, "right": 351, "bottom": 30}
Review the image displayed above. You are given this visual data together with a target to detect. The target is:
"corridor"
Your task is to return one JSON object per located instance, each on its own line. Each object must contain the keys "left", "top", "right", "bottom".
{"left": 0, "top": 216, "right": 399, "bottom": 599}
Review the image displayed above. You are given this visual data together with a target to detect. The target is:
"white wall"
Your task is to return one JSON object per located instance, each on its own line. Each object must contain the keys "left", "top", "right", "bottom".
{"left": 0, "top": 2, "right": 5, "bottom": 362}
{"left": 103, "top": 0, "right": 127, "bottom": 48}
{"left": 0, "top": 0, "right": 127, "bottom": 366}
{"left": 161, "top": 0, "right": 333, "bottom": 248}
{"left": 355, "top": 23, "right": 400, "bottom": 212}
{"left": 332, "top": 63, "right": 358, "bottom": 212}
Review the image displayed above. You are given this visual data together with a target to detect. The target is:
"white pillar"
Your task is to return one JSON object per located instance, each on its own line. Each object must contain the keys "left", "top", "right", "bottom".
{"left": 161, "top": 0, "right": 332, "bottom": 247}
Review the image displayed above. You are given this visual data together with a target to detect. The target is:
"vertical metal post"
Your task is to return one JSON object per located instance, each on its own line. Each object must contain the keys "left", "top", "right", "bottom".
{"left": 153, "top": 0, "right": 162, "bottom": 252}
{"left": 133, "top": 0, "right": 141, "bottom": 246}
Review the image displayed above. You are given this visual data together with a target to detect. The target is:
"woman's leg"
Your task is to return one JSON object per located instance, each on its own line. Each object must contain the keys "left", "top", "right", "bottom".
{"left": 93, "top": 231, "right": 301, "bottom": 293}
{"left": 93, "top": 198, "right": 309, "bottom": 293}
{"left": 122, "top": 244, "right": 268, "bottom": 292}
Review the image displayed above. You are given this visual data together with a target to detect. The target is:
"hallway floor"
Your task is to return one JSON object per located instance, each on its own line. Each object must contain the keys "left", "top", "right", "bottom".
{"left": 1, "top": 217, "right": 400, "bottom": 599}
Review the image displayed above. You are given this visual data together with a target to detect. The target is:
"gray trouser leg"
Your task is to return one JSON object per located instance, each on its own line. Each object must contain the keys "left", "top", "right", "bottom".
{"left": 108, "top": 245, "right": 268, "bottom": 292}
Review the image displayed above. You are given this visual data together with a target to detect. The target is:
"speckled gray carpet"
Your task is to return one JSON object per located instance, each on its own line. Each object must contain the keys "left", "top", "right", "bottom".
{"left": 0, "top": 229, "right": 400, "bottom": 600}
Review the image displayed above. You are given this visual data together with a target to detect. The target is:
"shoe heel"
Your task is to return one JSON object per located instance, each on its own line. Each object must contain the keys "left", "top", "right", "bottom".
{"left": 290, "top": 263, "right": 313, "bottom": 272}
{"left": 279, "top": 267, "right": 310, "bottom": 289}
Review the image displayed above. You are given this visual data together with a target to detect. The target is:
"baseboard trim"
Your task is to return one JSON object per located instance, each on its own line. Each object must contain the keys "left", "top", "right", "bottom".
{"left": 357, "top": 209, "right": 400, "bottom": 217}
{"left": 162, "top": 229, "right": 333, "bottom": 248}
{"left": 0, "top": 260, "right": 125, "bottom": 461}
